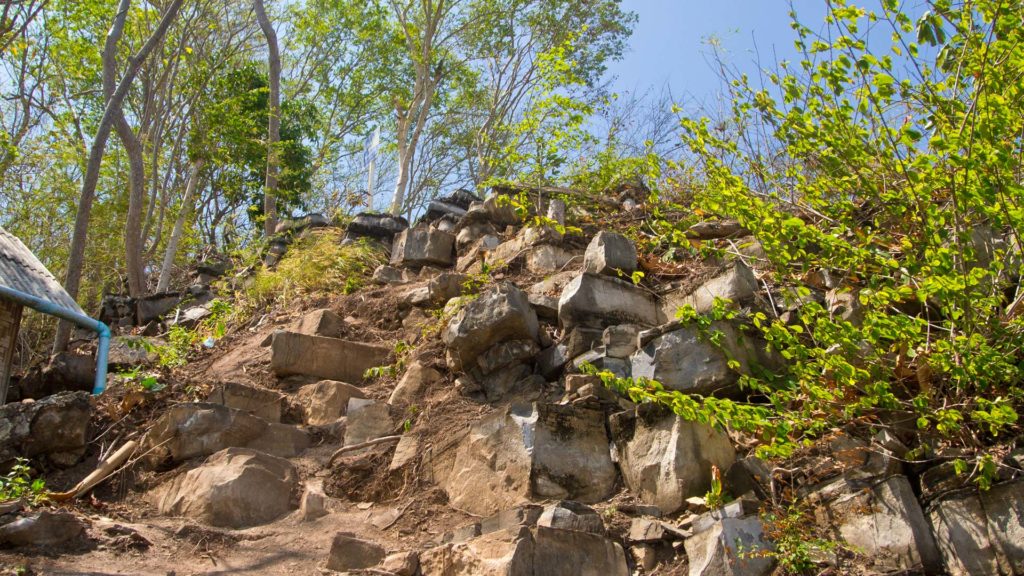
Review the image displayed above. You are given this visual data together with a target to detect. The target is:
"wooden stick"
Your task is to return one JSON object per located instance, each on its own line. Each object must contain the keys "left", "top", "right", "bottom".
{"left": 327, "top": 435, "right": 401, "bottom": 467}
{"left": 48, "top": 440, "right": 139, "bottom": 501}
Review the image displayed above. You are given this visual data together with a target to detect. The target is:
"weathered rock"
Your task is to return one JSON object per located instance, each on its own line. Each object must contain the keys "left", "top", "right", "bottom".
{"left": 0, "top": 511, "right": 86, "bottom": 548}
{"left": 456, "top": 234, "right": 501, "bottom": 271}
{"left": 928, "top": 478, "right": 1024, "bottom": 575}
{"left": 136, "top": 292, "right": 182, "bottom": 324}
{"left": 485, "top": 236, "right": 527, "bottom": 269}
{"left": 724, "top": 456, "right": 772, "bottom": 500}
{"left": 141, "top": 403, "right": 307, "bottom": 465}
{"left": 526, "top": 244, "right": 577, "bottom": 274}
{"left": 416, "top": 272, "right": 468, "bottom": 307}
{"left": 16, "top": 352, "right": 94, "bottom": 399}
{"left": 0, "top": 391, "right": 91, "bottom": 467}
{"left": 345, "top": 398, "right": 395, "bottom": 445}
{"left": 270, "top": 331, "right": 390, "bottom": 383}
{"left": 373, "top": 264, "right": 416, "bottom": 285}
{"left": 390, "top": 434, "right": 420, "bottom": 470}
{"left": 291, "top": 308, "right": 346, "bottom": 338}
{"left": 206, "top": 381, "right": 285, "bottom": 423}
{"left": 274, "top": 212, "right": 331, "bottom": 235}
{"left": 813, "top": 475, "right": 941, "bottom": 574}
{"left": 441, "top": 403, "right": 616, "bottom": 516}
{"left": 421, "top": 526, "right": 535, "bottom": 576}
{"left": 630, "top": 320, "right": 774, "bottom": 397}
{"left": 326, "top": 532, "right": 387, "bottom": 572}
{"left": 346, "top": 212, "right": 409, "bottom": 242}
{"left": 685, "top": 512, "right": 773, "bottom": 576}
{"left": 533, "top": 525, "right": 629, "bottom": 576}
{"left": 558, "top": 273, "right": 659, "bottom": 331}
{"left": 568, "top": 350, "right": 630, "bottom": 380}
{"left": 421, "top": 524, "right": 629, "bottom": 576}
{"left": 299, "top": 479, "right": 329, "bottom": 521}
{"left": 293, "top": 379, "right": 367, "bottom": 426}
{"left": 107, "top": 336, "right": 158, "bottom": 368}
{"left": 537, "top": 501, "right": 605, "bottom": 535}
{"left": 382, "top": 551, "right": 420, "bottom": 576}
{"left": 660, "top": 261, "right": 758, "bottom": 318}
{"left": 603, "top": 324, "right": 640, "bottom": 358}
{"left": 536, "top": 344, "right": 570, "bottom": 380}
{"left": 443, "top": 283, "right": 538, "bottom": 372}
{"left": 476, "top": 339, "right": 540, "bottom": 376}
{"left": 391, "top": 225, "right": 455, "bottom": 268}
{"left": 628, "top": 518, "right": 666, "bottom": 543}
{"left": 154, "top": 448, "right": 297, "bottom": 528}
{"left": 610, "top": 406, "right": 735, "bottom": 514}
{"left": 583, "top": 231, "right": 637, "bottom": 276}
{"left": 390, "top": 360, "right": 443, "bottom": 405}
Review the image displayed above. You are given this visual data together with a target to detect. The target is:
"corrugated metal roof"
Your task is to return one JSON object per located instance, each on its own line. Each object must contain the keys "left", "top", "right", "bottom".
{"left": 0, "top": 226, "right": 84, "bottom": 315}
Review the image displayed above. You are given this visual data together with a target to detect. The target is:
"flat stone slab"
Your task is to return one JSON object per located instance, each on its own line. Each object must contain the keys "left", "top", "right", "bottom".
{"left": 270, "top": 331, "right": 390, "bottom": 383}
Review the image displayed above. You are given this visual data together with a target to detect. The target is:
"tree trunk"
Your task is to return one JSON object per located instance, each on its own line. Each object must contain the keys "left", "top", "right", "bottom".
{"left": 253, "top": 0, "right": 280, "bottom": 236}
{"left": 157, "top": 158, "right": 203, "bottom": 293}
{"left": 53, "top": 0, "right": 184, "bottom": 354}
{"left": 101, "top": 5, "right": 148, "bottom": 298}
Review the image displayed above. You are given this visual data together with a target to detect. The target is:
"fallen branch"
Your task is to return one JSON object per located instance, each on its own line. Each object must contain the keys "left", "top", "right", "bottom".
{"left": 49, "top": 440, "right": 139, "bottom": 501}
{"left": 327, "top": 435, "right": 401, "bottom": 467}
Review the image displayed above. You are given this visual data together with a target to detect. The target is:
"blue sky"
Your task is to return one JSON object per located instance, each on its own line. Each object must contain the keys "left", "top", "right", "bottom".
{"left": 607, "top": 0, "right": 830, "bottom": 107}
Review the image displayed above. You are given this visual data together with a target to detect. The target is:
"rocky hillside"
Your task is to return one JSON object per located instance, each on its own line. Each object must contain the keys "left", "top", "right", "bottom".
{"left": 1, "top": 188, "right": 1023, "bottom": 576}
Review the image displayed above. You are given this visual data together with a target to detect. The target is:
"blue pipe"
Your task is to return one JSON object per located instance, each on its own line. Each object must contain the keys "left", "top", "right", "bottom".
{"left": 0, "top": 285, "right": 111, "bottom": 395}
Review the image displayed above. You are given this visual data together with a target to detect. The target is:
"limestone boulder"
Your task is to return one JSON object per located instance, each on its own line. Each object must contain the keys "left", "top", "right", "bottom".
{"left": 441, "top": 403, "right": 616, "bottom": 517}
{"left": 610, "top": 406, "right": 735, "bottom": 515}
{"left": 928, "top": 478, "right": 1024, "bottom": 575}
{"left": 0, "top": 391, "right": 91, "bottom": 467}
{"left": 0, "top": 511, "right": 87, "bottom": 548}
{"left": 326, "top": 532, "right": 386, "bottom": 572}
{"left": 685, "top": 505, "right": 773, "bottom": 576}
{"left": 389, "top": 360, "right": 443, "bottom": 405}
{"left": 141, "top": 403, "right": 308, "bottom": 465}
{"left": 291, "top": 308, "right": 346, "bottom": 338}
{"left": 391, "top": 225, "right": 455, "bottom": 268}
{"left": 293, "top": 379, "right": 367, "bottom": 425}
{"left": 345, "top": 398, "right": 395, "bottom": 446}
{"left": 206, "top": 381, "right": 285, "bottom": 423}
{"left": 558, "top": 273, "right": 659, "bottom": 331}
{"left": 154, "top": 448, "right": 297, "bottom": 528}
{"left": 346, "top": 212, "right": 408, "bottom": 243}
{"left": 420, "top": 524, "right": 629, "bottom": 576}
{"left": 630, "top": 320, "right": 775, "bottom": 397}
{"left": 270, "top": 331, "right": 390, "bottom": 383}
{"left": 659, "top": 261, "right": 758, "bottom": 319}
{"left": 583, "top": 231, "right": 637, "bottom": 276}
{"left": 443, "top": 282, "right": 538, "bottom": 372}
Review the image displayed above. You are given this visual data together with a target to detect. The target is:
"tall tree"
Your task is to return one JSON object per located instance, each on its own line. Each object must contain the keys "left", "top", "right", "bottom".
{"left": 54, "top": 0, "right": 184, "bottom": 353}
{"left": 253, "top": 0, "right": 280, "bottom": 236}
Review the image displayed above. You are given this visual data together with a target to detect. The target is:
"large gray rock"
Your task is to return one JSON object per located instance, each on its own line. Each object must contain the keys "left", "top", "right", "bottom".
{"left": 610, "top": 406, "right": 735, "bottom": 514}
{"left": 0, "top": 391, "right": 91, "bottom": 467}
{"left": 685, "top": 511, "right": 773, "bottom": 576}
{"left": 420, "top": 524, "right": 629, "bottom": 576}
{"left": 326, "top": 532, "right": 387, "bottom": 572}
{"left": 346, "top": 212, "right": 408, "bottom": 242}
{"left": 526, "top": 244, "right": 577, "bottom": 274}
{"left": 660, "top": 261, "right": 758, "bottom": 318}
{"left": 293, "top": 379, "right": 367, "bottom": 425}
{"left": 812, "top": 475, "right": 941, "bottom": 574}
{"left": 154, "top": 448, "right": 298, "bottom": 528}
{"left": 441, "top": 403, "right": 616, "bottom": 517}
{"left": 389, "top": 360, "right": 443, "bottom": 405}
{"left": 141, "top": 403, "right": 308, "bottom": 466}
{"left": 558, "top": 273, "right": 659, "bottom": 331}
{"left": 206, "top": 381, "right": 285, "bottom": 423}
{"left": 630, "top": 320, "right": 773, "bottom": 397}
{"left": 443, "top": 283, "right": 539, "bottom": 372}
{"left": 345, "top": 398, "right": 395, "bottom": 445}
{"left": 291, "top": 308, "right": 346, "bottom": 338}
{"left": 537, "top": 501, "right": 605, "bottom": 535}
{"left": 583, "top": 231, "right": 637, "bottom": 276}
{"left": 391, "top": 225, "right": 455, "bottom": 268}
{"left": 270, "top": 331, "right": 390, "bottom": 383}
{"left": 929, "top": 478, "right": 1024, "bottom": 575}
{"left": 0, "top": 511, "right": 87, "bottom": 548}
